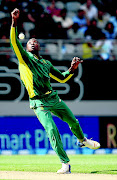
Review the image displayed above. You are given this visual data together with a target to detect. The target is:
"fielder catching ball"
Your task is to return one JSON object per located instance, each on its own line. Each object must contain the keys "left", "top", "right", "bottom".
{"left": 10, "top": 8, "right": 100, "bottom": 174}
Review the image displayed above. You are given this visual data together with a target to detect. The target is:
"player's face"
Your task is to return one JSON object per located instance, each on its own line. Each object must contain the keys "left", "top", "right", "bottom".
{"left": 26, "top": 38, "right": 40, "bottom": 53}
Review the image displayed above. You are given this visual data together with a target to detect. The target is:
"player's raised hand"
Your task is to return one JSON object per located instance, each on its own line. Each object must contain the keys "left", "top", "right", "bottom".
{"left": 69, "top": 57, "right": 83, "bottom": 73}
{"left": 11, "top": 8, "right": 20, "bottom": 27}
{"left": 11, "top": 8, "right": 20, "bottom": 20}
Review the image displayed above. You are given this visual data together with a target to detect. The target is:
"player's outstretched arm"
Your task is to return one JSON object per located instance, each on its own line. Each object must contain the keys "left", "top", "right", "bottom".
{"left": 10, "top": 8, "right": 28, "bottom": 62}
{"left": 69, "top": 57, "right": 83, "bottom": 73}
{"left": 11, "top": 8, "right": 20, "bottom": 27}
{"left": 49, "top": 57, "right": 83, "bottom": 83}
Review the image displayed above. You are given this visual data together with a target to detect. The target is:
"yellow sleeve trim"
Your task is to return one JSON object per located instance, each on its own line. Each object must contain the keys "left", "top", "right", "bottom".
{"left": 10, "top": 27, "right": 25, "bottom": 64}
{"left": 10, "top": 27, "right": 36, "bottom": 98}
{"left": 49, "top": 73, "right": 73, "bottom": 83}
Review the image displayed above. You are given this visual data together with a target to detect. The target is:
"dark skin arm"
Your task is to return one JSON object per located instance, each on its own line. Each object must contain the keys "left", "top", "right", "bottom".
{"left": 11, "top": 8, "right": 20, "bottom": 27}
{"left": 69, "top": 57, "right": 83, "bottom": 73}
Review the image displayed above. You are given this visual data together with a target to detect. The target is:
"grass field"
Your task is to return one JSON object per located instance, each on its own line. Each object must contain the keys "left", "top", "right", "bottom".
{"left": 0, "top": 154, "right": 117, "bottom": 175}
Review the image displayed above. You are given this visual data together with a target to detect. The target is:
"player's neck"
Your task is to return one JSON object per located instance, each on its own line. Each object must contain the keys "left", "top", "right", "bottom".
{"left": 32, "top": 51, "right": 40, "bottom": 59}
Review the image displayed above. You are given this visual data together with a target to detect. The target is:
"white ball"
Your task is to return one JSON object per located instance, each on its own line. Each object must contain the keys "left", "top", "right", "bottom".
{"left": 19, "top": 33, "right": 25, "bottom": 40}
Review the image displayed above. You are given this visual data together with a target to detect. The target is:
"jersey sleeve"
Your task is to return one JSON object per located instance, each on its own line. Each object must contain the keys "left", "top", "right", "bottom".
{"left": 49, "top": 62, "right": 73, "bottom": 83}
{"left": 10, "top": 26, "right": 28, "bottom": 64}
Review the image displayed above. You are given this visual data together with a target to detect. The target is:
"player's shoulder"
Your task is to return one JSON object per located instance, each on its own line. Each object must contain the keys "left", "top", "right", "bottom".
{"left": 24, "top": 51, "right": 34, "bottom": 59}
{"left": 46, "top": 59, "right": 51, "bottom": 64}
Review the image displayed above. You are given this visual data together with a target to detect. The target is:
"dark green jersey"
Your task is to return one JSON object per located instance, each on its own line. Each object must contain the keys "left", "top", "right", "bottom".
{"left": 10, "top": 27, "right": 73, "bottom": 98}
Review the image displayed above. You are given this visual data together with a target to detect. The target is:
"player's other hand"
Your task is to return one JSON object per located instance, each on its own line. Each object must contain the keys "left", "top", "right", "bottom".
{"left": 11, "top": 8, "right": 20, "bottom": 20}
{"left": 69, "top": 57, "right": 83, "bottom": 73}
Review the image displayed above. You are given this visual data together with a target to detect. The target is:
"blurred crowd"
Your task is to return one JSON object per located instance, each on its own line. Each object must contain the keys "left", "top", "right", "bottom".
{"left": 0, "top": 0, "right": 117, "bottom": 60}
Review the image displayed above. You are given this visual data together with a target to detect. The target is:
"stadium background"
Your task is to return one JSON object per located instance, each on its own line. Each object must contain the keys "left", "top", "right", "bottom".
{"left": 0, "top": 0, "right": 117, "bottom": 155}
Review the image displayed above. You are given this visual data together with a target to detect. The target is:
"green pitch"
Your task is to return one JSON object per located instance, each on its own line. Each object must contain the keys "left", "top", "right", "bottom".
{"left": 0, "top": 154, "right": 117, "bottom": 174}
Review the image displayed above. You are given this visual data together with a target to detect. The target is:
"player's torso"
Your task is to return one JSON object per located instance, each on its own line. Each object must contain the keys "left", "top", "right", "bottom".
{"left": 19, "top": 54, "right": 52, "bottom": 98}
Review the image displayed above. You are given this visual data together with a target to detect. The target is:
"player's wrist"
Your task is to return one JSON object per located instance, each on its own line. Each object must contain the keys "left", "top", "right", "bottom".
{"left": 12, "top": 18, "right": 17, "bottom": 27}
{"left": 68, "top": 67, "right": 74, "bottom": 74}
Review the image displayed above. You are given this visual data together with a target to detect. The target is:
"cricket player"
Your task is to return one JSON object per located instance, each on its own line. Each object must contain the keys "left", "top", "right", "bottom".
{"left": 10, "top": 8, "right": 100, "bottom": 174}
